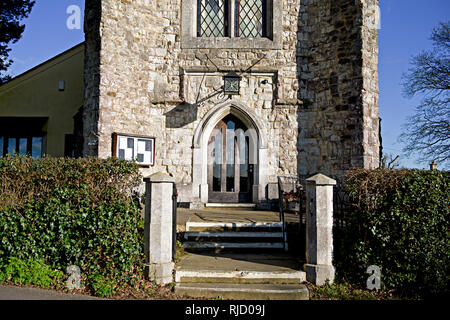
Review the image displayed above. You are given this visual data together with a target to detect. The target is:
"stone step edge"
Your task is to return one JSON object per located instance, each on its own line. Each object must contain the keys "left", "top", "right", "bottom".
{"left": 176, "top": 283, "right": 307, "bottom": 294}
{"left": 184, "top": 231, "right": 284, "bottom": 239}
{"left": 205, "top": 203, "right": 257, "bottom": 208}
{"left": 174, "top": 283, "right": 310, "bottom": 300}
{"left": 182, "top": 242, "right": 285, "bottom": 249}
{"left": 186, "top": 222, "right": 282, "bottom": 231}
{"left": 175, "top": 269, "right": 306, "bottom": 283}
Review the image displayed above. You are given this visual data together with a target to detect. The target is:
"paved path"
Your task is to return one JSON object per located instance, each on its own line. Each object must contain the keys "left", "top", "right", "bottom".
{"left": 0, "top": 285, "right": 99, "bottom": 300}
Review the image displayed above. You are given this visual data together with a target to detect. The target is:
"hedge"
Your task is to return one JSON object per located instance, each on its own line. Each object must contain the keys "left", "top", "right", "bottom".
{"left": 335, "top": 168, "right": 449, "bottom": 298}
{"left": 0, "top": 156, "right": 143, "bottom": 292}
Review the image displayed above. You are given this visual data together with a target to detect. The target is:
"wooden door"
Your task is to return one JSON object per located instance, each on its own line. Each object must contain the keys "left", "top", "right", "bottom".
{"left": 208, "top": 115, "right": 253, "bottom": 203}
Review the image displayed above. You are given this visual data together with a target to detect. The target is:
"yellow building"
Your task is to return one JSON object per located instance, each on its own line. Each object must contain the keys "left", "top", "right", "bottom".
{"left": 0, "top": 43, "right": 84, "bottom": 158}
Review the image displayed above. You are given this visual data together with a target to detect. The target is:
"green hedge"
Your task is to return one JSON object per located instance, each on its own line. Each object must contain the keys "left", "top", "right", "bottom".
{"left": 0, "top": 156, "right": 143, "bottom": 293}
{"left": 335, "top": 168, "right": 449, "bottom": 298}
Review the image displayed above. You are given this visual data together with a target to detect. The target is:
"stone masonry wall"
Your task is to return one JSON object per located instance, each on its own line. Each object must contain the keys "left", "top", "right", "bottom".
{"left": 82, "top": 0, "right": 380, "bottom": 201}
{"left": 83, "top": 0, "right": 301, "bottom": 187}
{"left": 82, "top": 0, "right": 101, "bottom": 157}
{"left": 361, "top": 0, "right": 380, "bottom": 170}
{"left": 297, "top": 0, "right": 380, "bottom": 178}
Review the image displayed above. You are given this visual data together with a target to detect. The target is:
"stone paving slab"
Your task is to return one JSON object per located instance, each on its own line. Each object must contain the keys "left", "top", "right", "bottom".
{"left": 176, "top": 252, "right": 302, "bottom": 272}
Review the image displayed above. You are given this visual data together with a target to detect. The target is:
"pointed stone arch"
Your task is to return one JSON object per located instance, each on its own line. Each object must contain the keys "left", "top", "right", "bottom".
{"left": 192, "top": 100, "right": 268, "bottom": 204}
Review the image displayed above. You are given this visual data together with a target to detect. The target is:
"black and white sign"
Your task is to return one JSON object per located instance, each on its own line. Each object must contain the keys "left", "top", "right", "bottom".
{"left": 114, "top": 133, "right": 155, "bottom": 166}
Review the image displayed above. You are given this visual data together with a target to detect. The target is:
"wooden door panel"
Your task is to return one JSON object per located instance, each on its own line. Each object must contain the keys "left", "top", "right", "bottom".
{"left": 207, "top": 115, "right": 253, "bottom": 203}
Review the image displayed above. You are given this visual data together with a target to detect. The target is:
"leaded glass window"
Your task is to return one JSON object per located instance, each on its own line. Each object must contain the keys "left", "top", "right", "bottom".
{"left": 235, "top": 0, "right": 266, "bottom": 38}
{"left": 197, "top": 0, "right": 228, "bottom": 37}
{"left": 197, "top": 0, "right": 269, "bottom": 38}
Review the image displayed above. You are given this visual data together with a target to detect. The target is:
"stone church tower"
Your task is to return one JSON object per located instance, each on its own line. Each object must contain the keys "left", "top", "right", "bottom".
{"left": 82, "top": 0, "right": 380, "bottom": 206}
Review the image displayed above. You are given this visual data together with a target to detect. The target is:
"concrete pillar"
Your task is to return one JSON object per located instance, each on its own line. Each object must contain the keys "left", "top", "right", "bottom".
{"left": 144, "top": 172, "right": 175, "bottom": 285}
{"left": 304, "top": 173, "right": 336, "bottom": 286}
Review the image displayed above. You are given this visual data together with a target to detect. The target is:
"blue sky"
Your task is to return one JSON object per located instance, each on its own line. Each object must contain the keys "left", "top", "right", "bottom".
{"left": 6, "top": 0, "right": 450, "bottom": 169}
{"left": 8, "top": 1, "right": 85, "bottom": 76}
{"left": 378, "top": 0, "right": 449, "bottom": 169}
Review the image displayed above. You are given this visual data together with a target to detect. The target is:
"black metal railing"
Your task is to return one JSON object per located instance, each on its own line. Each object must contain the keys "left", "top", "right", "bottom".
{"left": 172, "top": 183, "right": 178, "bottom": 262}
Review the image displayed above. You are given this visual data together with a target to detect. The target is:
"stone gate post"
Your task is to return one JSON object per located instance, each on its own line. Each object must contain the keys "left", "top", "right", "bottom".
{"left": 305, "top": 173, "right": 336, "bottom": 286}
{"left": 144, "top": 172, "right": 175, "bottom": 285}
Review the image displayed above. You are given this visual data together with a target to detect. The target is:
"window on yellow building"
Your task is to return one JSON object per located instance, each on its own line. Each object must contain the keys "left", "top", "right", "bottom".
{"left": 0, "top": 117, "right": 47, "bottom": 158}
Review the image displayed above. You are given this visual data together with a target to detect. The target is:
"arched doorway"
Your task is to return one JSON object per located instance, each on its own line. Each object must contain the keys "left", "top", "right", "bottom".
{"left": 192, "top": 100, "right": 268, "bottom": 204}
{"left": 207, "top": 114, "right": 255, "bottom": 203}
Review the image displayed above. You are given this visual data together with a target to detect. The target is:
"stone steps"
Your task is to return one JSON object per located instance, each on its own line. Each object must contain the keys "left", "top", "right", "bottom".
{"left": 183, "top": 242, "right": 284, "bottom": 250}
{"left": 184, "top": 231, "right": 284, "bottom": 239}
{"left": 204, "top": 203, "right": 257, "bottom": 209}
{"left": 174, "top": 254, "right": 308, "bottom": 300}
{"left": 175, "top": 269, "right": 306, "bottom": 284}
{"left": 186, "top": 221, "right": 283, "bottom": 232}
{"left": 175, "top": 216, "right": 307, "bottom": 300}
{"left": 183, "top": 221, "right": 286, "bottom": 251}
{"left": 174, "top": 283, "right": 309, "bottom": 300}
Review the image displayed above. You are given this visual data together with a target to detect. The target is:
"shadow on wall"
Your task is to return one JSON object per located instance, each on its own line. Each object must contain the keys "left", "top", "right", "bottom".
{"left": 165, "top": 103, "right": 198, "bottom": 128}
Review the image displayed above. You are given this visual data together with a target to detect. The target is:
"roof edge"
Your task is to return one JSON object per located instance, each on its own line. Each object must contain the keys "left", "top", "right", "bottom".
{"left": 0, "top": 42, "right": 85, "bottom": 89}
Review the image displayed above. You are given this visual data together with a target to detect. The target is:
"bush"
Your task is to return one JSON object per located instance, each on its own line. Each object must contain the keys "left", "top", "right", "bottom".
{"left": 335, "top": 168, "right": 450, "bottom": 298}
{"left": 88, "top": 273, "right": 117, "bottom": 298}
{"left": 0, "top": 257, "right": 64, "bottom": 288}
{"left": 0, "top": 156, "right": 143, "bottom": 295}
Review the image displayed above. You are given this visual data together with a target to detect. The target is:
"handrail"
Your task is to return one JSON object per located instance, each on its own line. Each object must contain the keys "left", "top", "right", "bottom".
{"left": 277, "top": 176, "right": 286, "bottom": 251}
{"left": 172, "top": 183, "right": 178, "bottom": 262}
{"left": 278, "top": 176, "right": 304, "bottom": 252}
{"left": 278, "top": 176, "right": 299, "bottom": 251}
